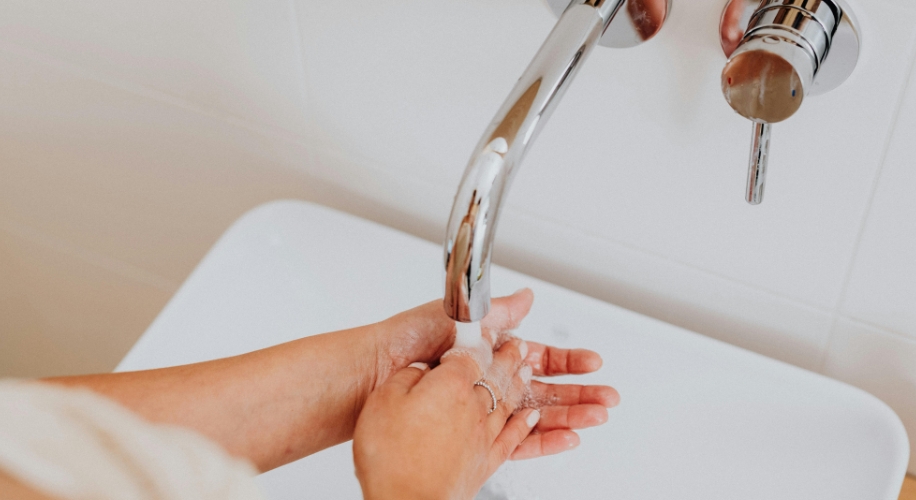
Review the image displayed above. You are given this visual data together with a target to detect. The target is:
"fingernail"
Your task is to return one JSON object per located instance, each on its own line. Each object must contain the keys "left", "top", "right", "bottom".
{"left": 408, "top": 362, "right": 429, "bottom": 371}
{"left": 526, "top": 409, "right": 540, "bottom": 427}
{"left": 568, "top": 435, "right": 581, "bottom": 449}
{"left": 513, "top": 287, "right": 530, "bottom": 295}
{"left": 518, "top": 340, "right": 528, "bottom": 360}
{"left": 519, "top": 364, "right": 533, "bottom": 384}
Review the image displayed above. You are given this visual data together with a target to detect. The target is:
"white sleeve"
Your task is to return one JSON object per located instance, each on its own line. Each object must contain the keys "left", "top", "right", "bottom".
{"left": 0, "top": 380, "right": 265, "bottom": 500}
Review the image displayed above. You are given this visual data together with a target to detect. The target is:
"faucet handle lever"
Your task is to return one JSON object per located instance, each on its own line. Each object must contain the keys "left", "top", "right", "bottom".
{"left": 746, "top": 122, "right": 771, "bottom": 205}
{"left": 720, "top": 0, "right": 860, "bottom": 205}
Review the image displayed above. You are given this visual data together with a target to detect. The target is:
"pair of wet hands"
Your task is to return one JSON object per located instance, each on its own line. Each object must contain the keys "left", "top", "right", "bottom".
{"left": 352, "top": 303, "right": 619, "bottom": 499}
{"left": 443, "top": 323, "right": 540, "bottom": 417}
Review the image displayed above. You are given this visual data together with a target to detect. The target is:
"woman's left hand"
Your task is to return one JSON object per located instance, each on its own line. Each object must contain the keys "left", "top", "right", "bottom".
{"left": 47, "top": 289, "right": 617, "bottom": 471}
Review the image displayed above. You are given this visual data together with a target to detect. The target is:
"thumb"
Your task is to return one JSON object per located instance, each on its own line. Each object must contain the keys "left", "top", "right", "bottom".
{"left": 381, "top": 362, "right": 430, "bottom": 395}
{"left": 481, "top": 289, "right": 534, "bottom": 341}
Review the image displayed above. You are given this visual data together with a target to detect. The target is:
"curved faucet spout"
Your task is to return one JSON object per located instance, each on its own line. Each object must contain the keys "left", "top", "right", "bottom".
{"left": 444, "top": 0, "right": 624, "bottom": 322}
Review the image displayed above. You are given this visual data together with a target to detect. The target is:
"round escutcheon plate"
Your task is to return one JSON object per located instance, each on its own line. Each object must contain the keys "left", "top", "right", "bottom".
{"left": 544, "top": 0, "right": 672, "bottom": 48}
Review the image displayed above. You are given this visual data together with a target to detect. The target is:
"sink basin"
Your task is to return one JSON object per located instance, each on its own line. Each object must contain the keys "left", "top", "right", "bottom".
{"left": 117, "top": 200, "right": 909, "bottom": 499}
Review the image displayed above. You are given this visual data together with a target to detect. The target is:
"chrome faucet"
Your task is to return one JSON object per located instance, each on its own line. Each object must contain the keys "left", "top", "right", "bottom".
{"left": 443, "top": 0, "right": 671, "bottom": 322}
{"left": 719, "top": 0, "right": 861, "bottom": 204}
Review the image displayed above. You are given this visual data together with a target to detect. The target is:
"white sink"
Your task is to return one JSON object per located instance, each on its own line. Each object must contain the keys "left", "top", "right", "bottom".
{"left": 117, "top": 200, "right": 909, "bottom": 500}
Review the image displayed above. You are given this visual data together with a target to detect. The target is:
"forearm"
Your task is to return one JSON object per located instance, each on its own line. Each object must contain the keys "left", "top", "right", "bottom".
{"left": 45, "top": 325, "right": 382, "bottom": 471}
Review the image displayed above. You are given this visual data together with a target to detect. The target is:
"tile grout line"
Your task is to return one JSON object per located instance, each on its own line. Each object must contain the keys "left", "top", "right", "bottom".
{"left": 286, "top": 0, "right": 311, "bottom": 120}
{"left": 0, "top": 37, "right": 873, "bottom": 322}
{"left": 0, "top": 40, "right": 313, "bottom": 156}
{"left": 506, "top": 204, "right": 839, "bottom": 316}
{"left": 0, "top": 35, "right": 455, "bottom": 192}
{"left": 0, "top": 219, "right": 180, "bottom": 294}
{"left": 285, "top": 0, "right": 317, "bottom": 170}
{"left": 307, "top": 141, "right": 455, "bottom": 201}
{"left": 292, "top": 147, "right": 842, "bottom": 332}
{"left": 841, "top": 315, "right": 916, "bottom": 346}
{"left": 307, "top": 144, "right": 820, "bottom": 326}
{"left": 815, "top": 35, "right": 916, "bottom": 374}
{"left": 3, "top": 13, "right": 913, "bottom": 359}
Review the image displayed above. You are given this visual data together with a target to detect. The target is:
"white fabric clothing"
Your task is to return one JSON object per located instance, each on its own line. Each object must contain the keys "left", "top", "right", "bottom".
{"left": 0, "top": 380, "right": 264, "bottom": 500}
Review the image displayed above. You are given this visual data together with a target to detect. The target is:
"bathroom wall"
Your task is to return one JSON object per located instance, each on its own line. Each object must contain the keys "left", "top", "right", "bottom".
{"left": 0, "top": 0, "right": 914, "bottom": 471}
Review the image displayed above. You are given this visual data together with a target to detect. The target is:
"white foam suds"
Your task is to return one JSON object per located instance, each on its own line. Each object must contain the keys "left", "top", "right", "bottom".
{"left": 443, "top": 320, "right": 493, "bottom": 374}
{"left": 446, "top": 322, "right": 545, "bottom": 413}
{"left": 454, "top": 321, "right": 483, "bottom": 347}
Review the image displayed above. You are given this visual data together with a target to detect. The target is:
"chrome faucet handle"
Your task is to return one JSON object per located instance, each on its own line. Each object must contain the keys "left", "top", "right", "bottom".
{"left": 747, "top": 121, "right": 771, "bottom": 205}
{"left": 719, "top": 0, "right": 861, "bottom": 205}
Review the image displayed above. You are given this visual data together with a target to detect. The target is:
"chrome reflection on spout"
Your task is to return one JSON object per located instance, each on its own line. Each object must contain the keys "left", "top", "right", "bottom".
{"left": 444, "top": 0, "right": 665, "bottom": 323}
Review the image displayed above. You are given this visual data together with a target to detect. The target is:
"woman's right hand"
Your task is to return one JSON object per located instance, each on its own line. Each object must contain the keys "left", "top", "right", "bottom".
{"left": 353, "top": 338, "right": 537, "bottom": 500}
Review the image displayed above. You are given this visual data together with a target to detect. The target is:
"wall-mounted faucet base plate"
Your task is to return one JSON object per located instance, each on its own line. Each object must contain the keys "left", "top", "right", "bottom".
{"left": 545, "top": 0, "right": 671, "bottom": 48}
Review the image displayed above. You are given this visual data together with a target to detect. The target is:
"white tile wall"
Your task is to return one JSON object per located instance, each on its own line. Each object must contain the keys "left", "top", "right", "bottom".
{"left": 0, "top": 0, "right": 915, "bottom": 473}
{"left": 495, "top": 208, "right": 837, "bottom": 371}
{"left": 294, "top": 0, "right": 916, "bottom": 312}
{"left": 0, "top": 0, "right": 311, "bottom": 136}
{"left": 841, "top": 51, "right": 916, "bottom": 340}
{"left": 0, "top": 45, "right": 319, "bottom": 284}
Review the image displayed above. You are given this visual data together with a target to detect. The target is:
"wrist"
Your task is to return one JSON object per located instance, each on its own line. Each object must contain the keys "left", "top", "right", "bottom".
{"left": 360, "top": 477, "right": 444, "bottom": 500}
{"left": 327, "top": 326, "right": 385, "bottom": 431}
{"left": 369, "top": 303, "right": 458, "bottom": 390}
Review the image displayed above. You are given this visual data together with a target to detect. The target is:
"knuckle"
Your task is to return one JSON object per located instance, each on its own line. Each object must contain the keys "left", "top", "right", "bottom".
{"left": 515, "top": 425, "right": 531, "bottom": 447}
{"left": 501, "top": 385, "right": 523, "bottom": 410}
{"left": 541, "top": 347, "right": 553, "bottom": 375}
{"left": 560, "top": 407, "right": 571, "bottom": 428}
{"left": 493, "top": 340, "right": 523, "bottom": 374}
{"left": 562, "top": 350, "right": 573, "bottom": 372}
{"left": 454, "top": 380, "right": 476, "bottom": 399}
{"left": 507, "top": 339, "right": 523, "bottom": 363}
{"left": 494, "top": 440, "right": 512, "bottom": 461}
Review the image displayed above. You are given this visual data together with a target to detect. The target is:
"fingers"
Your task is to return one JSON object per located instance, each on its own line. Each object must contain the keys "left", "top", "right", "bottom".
{"left": 535, "top": 404, "right": 608, "bottom": 432}
{"left": 480, "top": 339, "right": 533, "bottom": 447}
{"left": 510, "top": 430, "right": 580, "bottom": 461}
{"left": 528, "top": 381, "right": 620, "bottom": 408}
{"left": 480, "top": 289, "right": 534, "bottom": 346}
{"left": 482, "top": 339, "right": 529, "bottom": 420}
{"left": 435, "top": 337, "right": 527, "bottom": 422}
{"left": 436, "top": 351, "right": 486, "bottom": 385}
{"left": 524, "top": 343, "right": 603, "bottom": 376}
{"left": 381, "top": 362, "right": 429, "bottom": 395}
{"left": 526, "top": 382, "right": 618, "bottom": 432}
{"left": 487, "top": 339, "right": 530, "bottom": 410}
{"left": 488, "top": 408, "right": 540, "bottom": 474}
